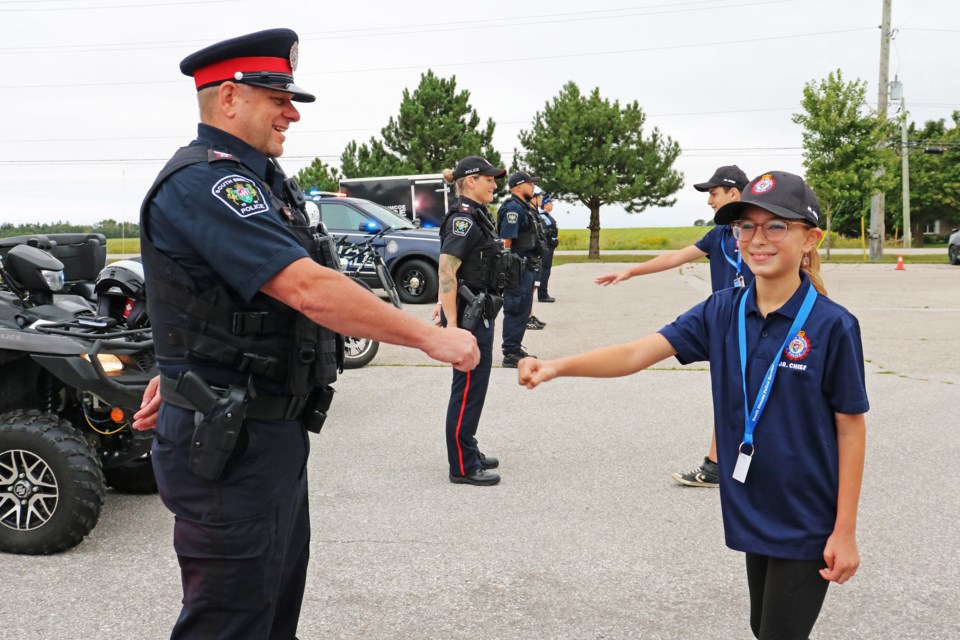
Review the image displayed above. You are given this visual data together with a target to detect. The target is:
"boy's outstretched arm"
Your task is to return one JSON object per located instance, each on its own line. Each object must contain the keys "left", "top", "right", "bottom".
{"left": 594, "top": 245, "right": 706, "bottom": 285}
{"left": 820, "top": 411, "right": 866, "bottom": 584}
{"left": 518, "top": 333, "right": 677, "bottom": 388}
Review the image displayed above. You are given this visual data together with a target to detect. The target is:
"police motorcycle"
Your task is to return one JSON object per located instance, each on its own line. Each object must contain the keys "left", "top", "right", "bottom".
{"left": 333, "top": 228, "right": 403, "bottom": 368}
{"left": 0, "top": 236, "right": 156, "bottom": 555}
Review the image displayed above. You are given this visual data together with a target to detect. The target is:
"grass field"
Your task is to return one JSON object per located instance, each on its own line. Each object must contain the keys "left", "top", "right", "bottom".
{"left": 552, "top": 253, "right": 949, "bottom": 266}
{"left": 107, "top": 230, "right": 945, "bottom": 265}
{"left": 555, "top": 227, "right": 938, "bottom": 251}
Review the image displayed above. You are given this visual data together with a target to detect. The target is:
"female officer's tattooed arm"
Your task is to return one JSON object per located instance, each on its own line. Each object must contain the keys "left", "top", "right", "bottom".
{"left": 437, "top": 254, "right": 462, "bottom": 327}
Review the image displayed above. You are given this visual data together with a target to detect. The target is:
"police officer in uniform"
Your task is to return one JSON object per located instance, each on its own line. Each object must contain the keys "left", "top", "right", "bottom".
{"left": 436, "top": 156, "right": 519, "bottom": 485}
{"left": 498, "top": 171, "right": 544, "bottom": 368}
{"left": 537, "top": 193, "right": 559, "bottom": 302}
{"left": 134, "top": 29, "right": 478, "bottom": 639}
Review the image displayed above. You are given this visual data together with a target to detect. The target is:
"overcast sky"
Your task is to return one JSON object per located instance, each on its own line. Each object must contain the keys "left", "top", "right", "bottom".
{"left": 2, "top": 0, "right": 957, "bottom": 230}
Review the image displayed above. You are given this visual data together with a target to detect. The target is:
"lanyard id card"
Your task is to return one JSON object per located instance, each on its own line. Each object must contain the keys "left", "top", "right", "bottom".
{"left": 732, "top": 274, "right": 745, "bottom": 288}
{"left": 720, "top": 231, "right": 743, "bottom": 288}
{"left": 734, "top": 285, "right": 818, "bottom": 483}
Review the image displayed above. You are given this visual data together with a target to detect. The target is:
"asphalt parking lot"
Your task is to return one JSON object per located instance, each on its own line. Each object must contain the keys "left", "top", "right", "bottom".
{"left": 4, "top": 261, "right": 959, "bottom": 640}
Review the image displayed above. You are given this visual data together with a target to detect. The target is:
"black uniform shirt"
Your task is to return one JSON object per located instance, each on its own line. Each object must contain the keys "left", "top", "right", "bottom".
{"left": 147, "top": 123, "right": 309, "bottom": 303}
{"left": 440, "top": 196, "right": 492, "bottom": 259}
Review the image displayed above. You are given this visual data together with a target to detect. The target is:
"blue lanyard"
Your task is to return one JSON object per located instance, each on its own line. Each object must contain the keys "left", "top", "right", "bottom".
{"left": 737, "top": 285, "right": 818, "bottom": 447}
{"left": 719, "top": 228, "right": 742, "bottom": 274}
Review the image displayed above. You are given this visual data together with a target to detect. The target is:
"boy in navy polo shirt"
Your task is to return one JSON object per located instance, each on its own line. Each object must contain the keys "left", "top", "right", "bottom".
{"left": 523, "top": 171, "right": 867, "bottom": 639}
{"left": 596, "top": 165, "right": 754, "bottom": 488}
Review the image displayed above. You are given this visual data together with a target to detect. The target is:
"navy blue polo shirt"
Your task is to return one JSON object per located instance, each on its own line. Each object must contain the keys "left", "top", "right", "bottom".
{"left": 497, "top": 196, "right": 531, "bottom": 247}
{"left": 147, "top": 124, "right": 308, "bottom": 303}
{"left": 694, "top": 225, "right": 755, "bottom": 292}
{"left": 659, "top": 275, "right": 869, "bottom": 560}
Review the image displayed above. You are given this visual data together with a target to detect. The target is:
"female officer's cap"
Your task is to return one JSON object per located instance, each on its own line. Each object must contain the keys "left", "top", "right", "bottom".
{"left": 542, "top": 194, "right": 554, "bottom": 205}
{"left": 453, "top": 156, "right": 506, "bottom": 179}
{"left": 714, "top": 171, "right": 820, "bottom": 226}
{"left": 180, "top": 28, "right": 315, "bottom": 103}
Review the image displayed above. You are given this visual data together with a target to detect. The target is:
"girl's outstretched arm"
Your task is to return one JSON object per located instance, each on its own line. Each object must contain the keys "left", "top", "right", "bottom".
{"left": 518, "top": 333, "right": 677, "bottom": 389}
{"left": 820, "top": 411, "right": 866, "bottom": 584}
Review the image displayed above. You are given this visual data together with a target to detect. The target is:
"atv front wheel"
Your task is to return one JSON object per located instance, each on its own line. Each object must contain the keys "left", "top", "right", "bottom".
{"left": 0, "top": 411, "right": 105, "bottom": 554}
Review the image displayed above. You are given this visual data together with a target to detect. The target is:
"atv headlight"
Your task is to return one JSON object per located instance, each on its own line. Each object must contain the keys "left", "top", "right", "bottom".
{"left": 81, "top": 353, "right": 125, "bottom": 374}
{"left": 40, "top": 268, "right": 65, "bottom": 292}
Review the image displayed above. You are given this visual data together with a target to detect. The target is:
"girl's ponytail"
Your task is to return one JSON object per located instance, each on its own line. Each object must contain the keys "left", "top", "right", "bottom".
{"left": 802, "top": 248, "right": 828, "bottom": 296}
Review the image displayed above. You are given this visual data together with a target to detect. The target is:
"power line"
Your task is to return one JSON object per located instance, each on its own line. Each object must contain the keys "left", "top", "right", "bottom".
{"left": 0, "top": 0, "right": 238, "bottom": 12}
{"left": 0, "top": 0, "right": 777, "bottom": 53}
{"left": 0, "top": 27, "right": 876, "bottom": 90}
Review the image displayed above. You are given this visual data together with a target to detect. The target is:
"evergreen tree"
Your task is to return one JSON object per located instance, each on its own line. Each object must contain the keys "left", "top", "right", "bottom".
{"left": 519, "top": 82, "right": 682, "bottom": 258}
{"left": 340, "top": 70, "right": 500, "bottom": 177}
{"left": 295, "top": 157, "right": 342, "bottom": 194}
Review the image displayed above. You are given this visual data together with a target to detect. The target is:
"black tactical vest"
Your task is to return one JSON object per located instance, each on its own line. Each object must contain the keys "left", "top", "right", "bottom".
{"left": 440, "top": 198, "right": 501, "bottom": 291}
{"left": 499, "top": 195, "right": 541, "bottom": 254}
{"left": 139, "top": 144, "right": 341, "bottom": 396}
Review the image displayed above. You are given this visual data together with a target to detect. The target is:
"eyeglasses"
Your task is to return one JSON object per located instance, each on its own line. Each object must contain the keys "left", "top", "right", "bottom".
{"left": 731, "top": 219, "right": 810, "bottom": 242}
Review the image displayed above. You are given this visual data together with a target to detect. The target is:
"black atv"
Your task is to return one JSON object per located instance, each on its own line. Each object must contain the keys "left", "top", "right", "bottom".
{"left": 0, "top": 234, "right": 156, "bottom": 555}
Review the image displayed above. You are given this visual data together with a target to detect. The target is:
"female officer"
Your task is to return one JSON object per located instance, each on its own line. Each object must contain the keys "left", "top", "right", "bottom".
{"left": 435, "top": 156, "right": 507, "bottom": 486}
{"left": 519, "top": 171, "right": 867, "bottom": 639}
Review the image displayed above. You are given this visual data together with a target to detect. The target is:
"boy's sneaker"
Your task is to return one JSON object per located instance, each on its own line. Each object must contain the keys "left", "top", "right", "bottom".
{"left": 502, "top": 348, "right": 536, "bottom": 368}
{"left": 526, "top": 316, "right": 546, "bottom": 330}
{"left": 672, "top": 457, "right": 720, "bottom": 488}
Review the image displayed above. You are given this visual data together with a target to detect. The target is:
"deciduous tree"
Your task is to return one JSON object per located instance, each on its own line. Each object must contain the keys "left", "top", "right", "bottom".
{"left": 792, "top": 70, "right": 896, "bottom": 247}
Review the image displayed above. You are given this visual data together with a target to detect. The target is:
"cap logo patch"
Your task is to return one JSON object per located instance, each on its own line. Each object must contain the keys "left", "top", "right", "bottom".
{"left": 784, "top": 330, "right": 811, "bottom": 361}
{"left": 752, "top": 174, "right": 776, "bottom": 194}
{"left": 464, "top": 167, "right": 481, "bottom": 175}
{"left": 289, "top": 41, "right": 299, "bottom": 72}
{"left": 506, "top": 212, "right": 519, "bottom": 224}
{"left": 452, "top": 217, "right": 473, "bottom": 236}
{"left": 212, "top": 175, "right": 270, "bottom": 217}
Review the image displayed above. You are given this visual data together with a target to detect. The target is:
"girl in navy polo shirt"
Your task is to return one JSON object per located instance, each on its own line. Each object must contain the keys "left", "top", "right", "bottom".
{"left": 519, "top": 171, "right": 867, "bottom": 639}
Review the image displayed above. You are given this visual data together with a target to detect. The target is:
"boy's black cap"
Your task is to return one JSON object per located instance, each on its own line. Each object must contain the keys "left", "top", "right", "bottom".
{"left": 180, "top": 28, "right": 315, "bottom": 103}
{"left": 693, "top": 165, "right": 749, "bottom": 192}
{"left": 508, "top": 171, "right": 541, "bottom": 188}
{"left": 453, "top": 156, "right": 506, "bottom": 179}
{"left": 714, "top": 171, "right": 821, "bottom": 226}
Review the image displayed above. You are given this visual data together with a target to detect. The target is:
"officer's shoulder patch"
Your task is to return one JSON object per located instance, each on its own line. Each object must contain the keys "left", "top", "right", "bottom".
{"left": 452, "top": 216, "right": 473, "bottom": 236}
{"left": 211, "top": 174, "right": 270, "bottom": 218}
{"left": 506, "top": 212, "right": 519, "bottom": 224}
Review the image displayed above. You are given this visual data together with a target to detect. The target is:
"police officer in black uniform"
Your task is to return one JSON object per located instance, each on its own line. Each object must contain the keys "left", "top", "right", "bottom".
{"left": 537, "top": 193, "right": 559, "bottom": 302}
{"left": 498, "top": 171, "right": 544, "bottom": 367}
{"left": 134, "top": 29, "right": 478, "bottom": 639}
{"left": 436, "top": 156, "right": 521, "bottom": 486}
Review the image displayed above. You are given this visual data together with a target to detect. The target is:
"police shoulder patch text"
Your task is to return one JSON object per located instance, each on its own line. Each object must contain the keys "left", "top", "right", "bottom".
{"left": 452, "top": 217, "right": 473, "bottom": 236}
{"left": 211, "top": 174, "right": 270, "bottom": 217}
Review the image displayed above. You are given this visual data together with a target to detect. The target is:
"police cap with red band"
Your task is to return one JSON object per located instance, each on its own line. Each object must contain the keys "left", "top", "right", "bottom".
{"left": 179, "top": 28, "right": 315, "bottom": 103}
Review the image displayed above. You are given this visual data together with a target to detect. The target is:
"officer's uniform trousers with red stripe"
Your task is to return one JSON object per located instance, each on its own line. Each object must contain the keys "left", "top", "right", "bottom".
{"left": 443, "top": 313, "right": 495, "bottom": 476}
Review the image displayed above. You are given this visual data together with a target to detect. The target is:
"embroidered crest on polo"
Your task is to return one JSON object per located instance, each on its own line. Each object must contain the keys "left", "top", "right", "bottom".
{"left": 752, "top": 174, "right": 776, "bottom": 194}
{"left": 212, "top": 175, "right": 270, "bottom": 217}
{"left": 784, "top": 330, "right": 811, "bottom": 361}
{"left": 506, "top": 212, "right": 519, "bottom": 224}
{"left": 452, "top": 217, "right": 473, "bottom": 236}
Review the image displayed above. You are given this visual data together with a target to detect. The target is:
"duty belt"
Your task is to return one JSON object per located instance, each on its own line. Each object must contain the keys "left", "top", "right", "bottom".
{"left": 159, "top": 375, "right": 309, "bottom": 421}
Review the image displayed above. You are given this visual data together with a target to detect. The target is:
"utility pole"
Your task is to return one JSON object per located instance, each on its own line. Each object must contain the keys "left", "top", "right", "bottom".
{"left": 869, "top": 0, "right": 893, "bottom": 262}
{"left": 900, "top": 90, "right": 911, "bottom": 248}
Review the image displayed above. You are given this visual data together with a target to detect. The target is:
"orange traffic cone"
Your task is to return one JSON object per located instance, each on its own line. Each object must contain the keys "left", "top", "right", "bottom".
{"left": 896, "top": 255, "right": 905, "bottom": 271}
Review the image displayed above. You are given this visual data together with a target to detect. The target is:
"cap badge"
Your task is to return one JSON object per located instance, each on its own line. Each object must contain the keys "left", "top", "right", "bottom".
{"left": 289, "top": 41, "right": 299, "bottom": 72}
{"left": 752, "top": 174, "right": 776, "bottom": 194}
{"left": 464, "top": 167, "right": 480, "bottom": 175}
{"left": 784, "top": 330, "right": 811, "bottom": 362}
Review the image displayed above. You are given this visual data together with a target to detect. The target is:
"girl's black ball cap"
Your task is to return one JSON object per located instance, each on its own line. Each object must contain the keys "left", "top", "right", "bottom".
{"left": 714, "top": 171, "right": 821, "bottom": 226}
{"left": 179, "top": 28, "right": 315, "bottom": 103}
